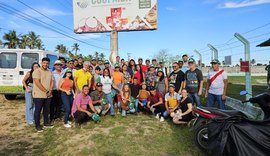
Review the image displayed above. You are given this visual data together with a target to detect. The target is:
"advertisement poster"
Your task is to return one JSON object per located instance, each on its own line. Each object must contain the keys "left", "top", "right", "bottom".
{"left": 73, "top": 0, "right": 158, "bottom": 33}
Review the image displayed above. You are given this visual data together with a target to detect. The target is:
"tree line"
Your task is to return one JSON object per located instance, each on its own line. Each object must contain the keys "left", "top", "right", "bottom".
{"left": 0, "top": 30, "right": 106, "bottom": 61}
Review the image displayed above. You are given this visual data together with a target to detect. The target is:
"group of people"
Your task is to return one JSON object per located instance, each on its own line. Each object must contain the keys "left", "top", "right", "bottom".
{"left": 22, "top": 54, "right": 228, "bottom": 132}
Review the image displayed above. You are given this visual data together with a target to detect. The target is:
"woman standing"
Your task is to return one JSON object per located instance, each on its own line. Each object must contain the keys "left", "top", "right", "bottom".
{"left": 100, "top": 68, "right": 120, "bottom": 116}
{"left": 58, "top": 69, "right": 75, "bottom": 128}
{"left": 133, "top": 64, "right": 145, "bottom": 86}
{"left": 122, "top": 64, "right": 132, "bottom": 84}
{"left": 22, "top": 62, "right": 40, "bottom": 125}
{"left": 155, "top": 69, "right": 169, "bottom": 96}
{"left": 128, "top": 59, "right": 136, "bottom": 77}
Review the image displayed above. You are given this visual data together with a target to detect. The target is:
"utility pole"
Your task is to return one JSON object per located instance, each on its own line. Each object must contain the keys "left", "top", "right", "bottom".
{"left": 127, "top": 52, "right": 131, "bottom": 61}
{"left": 110, "top": 30, "right": 118, "bottom": 65}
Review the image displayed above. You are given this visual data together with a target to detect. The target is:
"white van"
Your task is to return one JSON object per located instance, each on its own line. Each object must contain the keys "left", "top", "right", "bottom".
{"left": 0, "top": 49, "right": 60, "bottom": 100}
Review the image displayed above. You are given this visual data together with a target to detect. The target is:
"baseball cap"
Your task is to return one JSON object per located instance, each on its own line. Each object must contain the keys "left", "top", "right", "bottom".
{"left": 104, "top": 60, "right": 110, "bottom": 64}
{"left": 188, "top": 58, "right": 196, "bottom": 63}
{"left": 138, "top": 58, "right": 143, "bottom": 61}
{"left": 178, "top": 59, "right": 184, "bottom": 63}
{"left": 157, "top": 68, "right": 163, "bottom": 72}
{"left": 146, "top": 58, "right": 150, "bottom": 61}
{"left": 114, "top": 63, "right": 120, "bottom": 68}
{"left": 65, "top": 69, "right": 72, "bottom": 73}
{"left": 91, "top": 58, "right": 96, "bottom": 61}
{"left": 169, "top": 83, "right": 175, "bottom": 88}
{"left": 96, "top": 82, "right": 103, "bottom": 86}
{"left": 182, "top": 54, "right": 188, "bottom": 57}
{"left": 54, "top": 60, "right": 63, "bottom": 65}
{"left": 141, "top": 82, "right": 146, "bottom": 85}
{"left": 149, "top": 64, "right": 155, "bottom": 68}
{"left": 210, "top": 59, "right": 221, "bottom": 64}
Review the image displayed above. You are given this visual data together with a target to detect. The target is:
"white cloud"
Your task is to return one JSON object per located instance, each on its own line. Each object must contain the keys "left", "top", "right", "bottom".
{"left": 219, "top": 0, "right": 270, "bottom": 8}
{"left": 166, "top": 7, "right": 177, "bottom": 11}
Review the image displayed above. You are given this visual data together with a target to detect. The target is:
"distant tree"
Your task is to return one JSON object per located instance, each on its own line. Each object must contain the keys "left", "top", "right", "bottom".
{"left": 0, "top": 39, "right": 3, "bottom": 48}
{"left": 99, "top": 53, "right": 105, "bottom": 60}
{"left": 36, "top": 39, "right": 44, "bottom": 50}
{"left": 153, "top": 49, "right": 172, "bottom": 67}
{"left": 240, "top": 58, "right": 243, "bottom": 62}
{"left": 256, "top": 63, "right": 263, "bottom": 66}
{"left": 251, "top": 59, "right": 256, "bottom": 66}
{"left": 72, "top": 43, "right": 80, "bottom": 56}
{"left": 55, "top": 44, "right": 68, "bottom": 55}
{"left": 3, "top": 30, "right": 19, "bottom": 48}
{"left": 19, "top": 35, "right": 30, "bottom": 49}
{"left": 95, "top": 51, "right": 99, "bottom": 60}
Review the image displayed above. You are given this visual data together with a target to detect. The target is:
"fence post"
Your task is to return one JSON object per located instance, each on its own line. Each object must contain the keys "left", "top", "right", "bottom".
{"left": 234, "top": 33, "right": 252, "bottom": 102}
{"left": 194, "top": 49, "right": 202, "bottom": 70}
{"left": 207, "top": 44, "right": 218, "bottom": 60}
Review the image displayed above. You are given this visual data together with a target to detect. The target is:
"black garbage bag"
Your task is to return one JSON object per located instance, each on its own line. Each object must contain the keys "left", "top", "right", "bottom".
{"left": 207, "top": 115, "right": 270, "bottom": 156}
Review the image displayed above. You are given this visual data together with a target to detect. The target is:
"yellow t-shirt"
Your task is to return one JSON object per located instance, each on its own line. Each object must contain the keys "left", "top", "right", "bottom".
{"left": 165, "top": 92, "right": 181, "bottom": 108}
{"left": 74, "top": 69, "right": 92, "bottom": 91}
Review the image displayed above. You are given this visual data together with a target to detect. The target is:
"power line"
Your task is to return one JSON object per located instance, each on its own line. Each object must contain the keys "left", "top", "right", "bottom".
{"left": 0, "top": 2, "right": 109, "bottom": 51}
{"left": 17, "top": 0, "right": 109, "bottom": 43}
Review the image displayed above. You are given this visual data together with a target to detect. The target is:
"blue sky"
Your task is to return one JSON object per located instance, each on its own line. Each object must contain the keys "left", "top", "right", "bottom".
{"left": 0, "top": 0, "right": 270, "bottom": 65}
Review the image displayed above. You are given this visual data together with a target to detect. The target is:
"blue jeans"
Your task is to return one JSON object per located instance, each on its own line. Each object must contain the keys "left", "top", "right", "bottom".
{"left": 207, "top": 93, "right": 225, "bottom": 110}
{"left": 25, "top": 88, "right": 34, "bottom": 124}
{"left": 163, "top": 108, "right": 173, "bottom": 118}
{"left": 106, "top": 93, "right": 115, "bottom": 115}
{"left": 189, "top": 93, "right": 201, "bottom": 106}
{"left": 61, "top": 92, "right": 73, "bottom": 124}
{"left": 33, "top": 98, "right": 52, "bottom": 128}
{"left": 135, "top": 99, "right": 139, "bottom": 112}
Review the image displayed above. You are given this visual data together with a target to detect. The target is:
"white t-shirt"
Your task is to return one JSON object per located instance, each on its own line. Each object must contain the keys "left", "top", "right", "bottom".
{"left": 208, "top": 68, "right": 227, "bottom": 95}
{"left": 100, "top": 76, "right": 113, "bottom": 94}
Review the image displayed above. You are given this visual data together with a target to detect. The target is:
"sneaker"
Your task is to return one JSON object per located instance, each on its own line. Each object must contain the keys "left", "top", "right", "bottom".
{"left": 36, "top": 127, "right": 43, "bottom": 133}
{"left": 67, "top": 121, "right": 72, "bottom": 125}
{"left": 160, "top": 117, "right": 164, "bottom": 122}
{"left": 75, "top": 123, "right": 81, "bottom": 129}
{"left": 64, "top": 124, "right": 72, "bottom": 128}
{"left": 44, "top": 123, "right": 54, "bottom": 129}
{"left": 28, "top": 122, "right": 34, "bottom": 125}
{"left": 156, "top": 113, "right": 160, "bottom": 119}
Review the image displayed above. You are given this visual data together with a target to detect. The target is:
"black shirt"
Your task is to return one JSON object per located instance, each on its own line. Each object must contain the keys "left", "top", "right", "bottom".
{"left": 76, "top": 64, "right": 83, "bottom": 70}
{"left": 180, "top": 97, "right": 193, "bottom": 119}
{"left": 185, "top": 68, "right": 203, "bottom": 93}
{"left": 129, "top": 83, "right": 140, "bottom": 98}
{"left": 169, "top": 70, "right": 185, "bottom": 92}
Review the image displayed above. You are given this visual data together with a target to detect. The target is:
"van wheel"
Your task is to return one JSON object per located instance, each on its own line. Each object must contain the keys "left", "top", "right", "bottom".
{"left": 4, "top": 94, "right": 17, "bottom": 100}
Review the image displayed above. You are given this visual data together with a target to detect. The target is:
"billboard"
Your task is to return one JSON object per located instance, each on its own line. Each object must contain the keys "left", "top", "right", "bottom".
{"left": 73, "top": 0, "right": 157, "bottom": 33}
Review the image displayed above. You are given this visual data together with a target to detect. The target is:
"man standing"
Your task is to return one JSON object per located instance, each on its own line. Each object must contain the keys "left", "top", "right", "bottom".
{"left": 63, "top": 59, "right": 77, "bottom": 76}
{"left": 205, "top": 59, "right": 228, "bottom": 109}
{"left": 90, "top": 83, "right": 111, "bottom": 116}
{"left": 169, "top": 62, "right": 185, "bottom": 94}
{"left": 74, "top": 61, "right": 92, "bottom": 93}
{"left": 32, "top": 57, "right": 54, "bottom": 132}
{"left": 51, "top": 60, "right": 64, "bottom": 121}
{"left": 104, "top": 60, "right": 114, "bottom": 74}
{"left": 97, "top": 58, "right": 105, "bottom": 70}
{"left": 71, "top": 85, "right": 98, "bottom": 128}
{"left": 90, "top": 58, "right": 97, "bottom": 74}
{"left": 159, "top": 61, "right": 168, "bottom": 78}
{"left": 182, "top": 54, "right": 189, "bottom": 73}
{"left": 184, "top": 58, "right": 203, "bottom": 106}
{"left": 152, "top": 59, "right": 158, "bottom": 69}
{"left": 266, "top": 61, "right": 270, "bottom": 89}
{"left": 145, "top": 59, "right": 150, "bottom": 69}
{"left": 138, "top": 58, "right": 148, "bottom": 73}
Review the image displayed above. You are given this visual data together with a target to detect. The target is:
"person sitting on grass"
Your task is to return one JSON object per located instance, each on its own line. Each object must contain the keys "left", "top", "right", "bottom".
{"left": 71, "top": 85, "right": 98, "bottom": 128}
{"left": 118, "top": 84, "right": 136, "bottom": 117}
{"left": 90, "top": 82, "right": 111, "bottom": 116}
{"left": 138, "top": 82, "right": 150, "bottom": 112}
{"left": 147, "top": 87, "right": 166, "bottom": 122}
{"left": 129, "top": 77, "right": 140, "bottom": 112}
{"left": 171, "top": 89, "right": 194, "bottom": 125}
{"left": 164, "top": 84, "right": 181, "bottom": 118}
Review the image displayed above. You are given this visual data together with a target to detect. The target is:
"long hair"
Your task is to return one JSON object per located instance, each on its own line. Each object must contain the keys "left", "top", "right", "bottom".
{"left": 103, "top": 68, "right": 111, "bottom": 79}
{"left": 63, "top": 72, "right": 74, "bottom": 81}
{"left": 28, "top": 62, "right": 40, "bottom": 83}
{"left": 136, "top": 64, "right": 144, "bottom": 82}
{"left": 129, "top": 59, "right": 136, "bottom": 68}
{"left": 157, "top": 71, "right": 165, "bottom": 82}
{"left": 122, "top": 84, "right": 131, "bottom": 97}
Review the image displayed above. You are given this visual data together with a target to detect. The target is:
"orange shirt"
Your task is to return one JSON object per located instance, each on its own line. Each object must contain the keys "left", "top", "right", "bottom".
{"left": 112, "top": 71, "right": 123, "bottom": 85}
{"left": 61, "top": 78, "right": 73, "bottom": 91}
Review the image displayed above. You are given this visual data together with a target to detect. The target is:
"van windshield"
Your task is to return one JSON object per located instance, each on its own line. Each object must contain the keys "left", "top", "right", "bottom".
{"left": 0, "top": 53, "right": 17, "bottom": 68}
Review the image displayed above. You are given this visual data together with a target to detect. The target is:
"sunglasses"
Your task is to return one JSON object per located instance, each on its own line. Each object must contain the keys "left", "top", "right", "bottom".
{"left": 55, "top": 64, "right": 62, "bottom": 66}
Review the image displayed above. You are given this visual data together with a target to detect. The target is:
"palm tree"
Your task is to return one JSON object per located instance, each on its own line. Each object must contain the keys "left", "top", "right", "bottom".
{"left": 68, "top": 51, "right": 75, "bottom": 59}
{"left": 55, "top": 44, "right": 68, "bottom": 55}
{"left": 72, "top": 43, "right": 80, "bottom": 56}
{"left": 3, "top": 30, "right": 19, "bottom": 48}
{"left": 36, "top": 39, "right": 44, "bottom": 50}
{"left": 28, "top": 31, "right": 40, "bottom": 49}
{"left": 95, "top": 51, "right": 99, "bottom": 60}
{"left": 0, "top": 39, "right": 3, "bottom": 48}
{"left": 99, "top": 52, "right": 105, "bottom": 60}
{"left": 19, "top": 35, "right": 29, "bottom": 49}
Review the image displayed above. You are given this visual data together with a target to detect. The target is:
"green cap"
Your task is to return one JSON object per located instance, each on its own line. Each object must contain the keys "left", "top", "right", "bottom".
{"left": 210, "top": 59, "right": 220, "bottom": 64}
{"left": 149, "top": 64, "right": 155, "bottom": 68}
{"left": 178, "top": 59, "right": 184, "bottom": 63}
{"left": 188, "top": 58, "right": 196, "bottom": 63}
{"left": 141, "top": 82, "right": 146, "bottom": 85}
{"left": 114, "top": 63, "right": 120, "bottom": 68}
{"left": 92, "top": 113, "right": 100, "bottom": 123}
{"left": 169, "top": 83, "right": 175, "bottom": 88}
{"left": 157, "top": 68, "right": 163, "bottom": 72}
{"left": 104, "top": 60, "right": 110, "bottom": 64}
{"left": 65, "top": 69, "right": 72, "bottom": 73}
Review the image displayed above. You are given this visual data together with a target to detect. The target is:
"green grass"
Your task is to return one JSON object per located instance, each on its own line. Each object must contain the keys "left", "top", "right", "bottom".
{"left": 0, "top": 86, "right": 24, "bottom": 93}
{"left": 228, "top": 76, "right": 265, "bottom": 84}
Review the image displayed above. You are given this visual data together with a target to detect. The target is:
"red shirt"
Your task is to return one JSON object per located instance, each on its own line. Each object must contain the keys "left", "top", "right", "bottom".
{"left": 134, "top": 71, "right": 142, "bottom": 85}
{"left": 141, "top": 64, "right": 148, "bottom": 73}
{"left": 148, "top": 92, "right": 164, "bottom": 104}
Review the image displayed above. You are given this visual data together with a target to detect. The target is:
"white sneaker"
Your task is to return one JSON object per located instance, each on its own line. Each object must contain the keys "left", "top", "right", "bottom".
{"left": 156, "top": 113, "right": 160, "bottom": 119}
{"left": 160, "top": 117, "right": 164, "bottom": 122}
{"left": 67, "top": 121, "right": 72, "bottom": 125}
{"left": 64, "top": 124, "right": 72, "bottom": 128}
